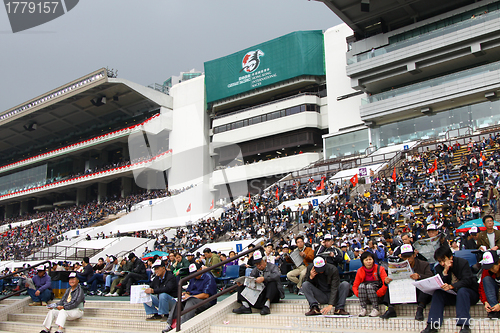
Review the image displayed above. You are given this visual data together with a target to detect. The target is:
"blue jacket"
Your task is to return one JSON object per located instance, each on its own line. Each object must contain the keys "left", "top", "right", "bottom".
{"left": 32, "top": 273, "right": 51, "bottom": 292}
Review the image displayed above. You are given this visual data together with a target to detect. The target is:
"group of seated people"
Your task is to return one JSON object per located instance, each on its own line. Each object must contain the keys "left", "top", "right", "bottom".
{"left": 16, "top": 211, "right": 500, "bottom": 333}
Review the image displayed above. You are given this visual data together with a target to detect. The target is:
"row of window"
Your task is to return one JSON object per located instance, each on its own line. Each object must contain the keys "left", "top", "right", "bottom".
{"left": 213, "top": 104, "right": 319, "bottom": 134}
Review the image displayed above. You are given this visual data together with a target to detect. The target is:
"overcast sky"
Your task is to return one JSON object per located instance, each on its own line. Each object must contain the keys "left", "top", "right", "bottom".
{"left": 0, "top": 0, "right": 342, "bottom": 112}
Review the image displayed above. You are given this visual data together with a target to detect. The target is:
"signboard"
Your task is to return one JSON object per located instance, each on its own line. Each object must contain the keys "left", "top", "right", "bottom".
{"left": 359, "top": 167, "right": 367, "bottom": 177}
{"left": 204, "top": 30, "right": 325, "bottom": 103}
{"left": 236, "top": 243, "right": 243, "bottom": 252}
{"left": 312, "top": 199, "right": 319, "bottom": 207}
{"left": 404, "top": 145, "right": 409, "bottom": 150}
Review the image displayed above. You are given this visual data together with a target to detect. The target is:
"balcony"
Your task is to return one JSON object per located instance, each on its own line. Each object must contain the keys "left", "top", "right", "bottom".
{"left": 360, "top": 61, "right": 500, "bottom": 122}
{"left": 211, "top": 152, "right": 321, "bottom": 186}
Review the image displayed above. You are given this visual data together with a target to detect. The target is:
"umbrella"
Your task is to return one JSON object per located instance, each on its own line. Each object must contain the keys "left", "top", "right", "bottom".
{"left": 141, "top": 250, "right": 169, "bottom": 260}
{"left": 456, "top": 218, "right": 500, "bottom": 233}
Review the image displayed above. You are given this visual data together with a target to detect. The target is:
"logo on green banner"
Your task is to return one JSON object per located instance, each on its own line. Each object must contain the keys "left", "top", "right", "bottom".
{"left": 241, "top": 50, "right": 264, "bottom": 73}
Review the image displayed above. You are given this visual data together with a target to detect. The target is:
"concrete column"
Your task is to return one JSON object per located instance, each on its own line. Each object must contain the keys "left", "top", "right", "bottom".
{"left": 121, "top": 177, "right": 132, "bottom": 198}
{"left": 20, "top": 201, "right": 29, "bottom": 216}
{"left": 98, "top": 183, "right": 107, "bottom": 203}
{"left": 76, "top": 187, "right": 87, "bottom": 205}
{"left": 4, "top": 205, "right": 13, "bottom": 219}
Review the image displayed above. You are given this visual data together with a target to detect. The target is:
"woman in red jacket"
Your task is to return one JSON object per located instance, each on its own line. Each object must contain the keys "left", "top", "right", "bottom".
{"left": 352, "top": 251, "right": 388, "bottom": 317}
{"left": 478, "top": 250, "right": 500, "bottom": 319}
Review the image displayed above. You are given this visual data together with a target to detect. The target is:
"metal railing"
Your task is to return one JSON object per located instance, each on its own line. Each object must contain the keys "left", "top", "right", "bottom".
{"left": 175, "top": 245, "right": 263, "bottom": 331}
{"left": 29, "top": 246, "right": 102, "bottom": 261}
{"left": 0, "top": 260, "right": 51, "bottom": 302}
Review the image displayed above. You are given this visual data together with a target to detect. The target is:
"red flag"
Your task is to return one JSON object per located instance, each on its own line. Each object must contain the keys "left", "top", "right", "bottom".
{"left": 47, "top": 224, "right": 50, "bottom": 231}
{"left": 308, "top": 178, "right": 314, "bottom": 183}
{"left": 350, "top": 174, "right": 358, "bottom": 187}
{"left": 479, "top": 159, "right": 483, "bottom": 167}
{"left": 428, "top": 159, "right": 438, "bottom": 173}
{"left": 317, "top": 179, "right": 325, "bottom": 191}
{"left": 481, "top": 152, "right": 486, "bottom": 161}
{"left": 275, "top": 188, "right": 279, "bottom": 200}
{"left": 248, "top": 193, "right": 251, "bottom": 205}
{"left": 392, "top": 167, "right": 397, "bottom": 182}
{"left": 186, "top": 203, "right": 191, "bottom": 212}
{"left": 474, "top": 175, "right": 481, "bottom": 184}
{"left": 209, "top": 199, "right": 214, "bottom": 210}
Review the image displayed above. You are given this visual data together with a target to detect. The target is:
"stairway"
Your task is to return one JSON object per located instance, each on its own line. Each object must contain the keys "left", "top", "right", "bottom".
{"left": 211, "top": 298, "right": 499, "bottom": 333}
{"left": 0, "top": 291, "right": 498, "bottom": 333}
{"left": 0, "top": 298, "right": 165, "bottom": 333}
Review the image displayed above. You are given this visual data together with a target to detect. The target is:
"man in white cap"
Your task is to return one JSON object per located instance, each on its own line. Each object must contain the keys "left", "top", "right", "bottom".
{"left": 233, "top": 251, "right": 284, "bottom": 315}
{"left": 302, "top": 257, "right": 350, "bottom": 316}
{"left": 461, "top": 227, "right": 479, "bottom": 250}
{"left": 27, "top": 265, "right": 52, "bottom": 306}
{"left": 143, "top": 259, "right": 177, "bottom": 321}
{"left": 380, "top": 244, "right": 433, "bottom": 321}
{"left": 163, "top": 262, "right": 217, "bottom": 332}
{"left": 40, "top": 272, "right": 85, "bottom": 333}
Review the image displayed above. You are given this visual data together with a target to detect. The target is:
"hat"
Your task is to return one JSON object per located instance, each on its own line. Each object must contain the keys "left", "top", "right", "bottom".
{"left": 186, "top": 253, "right": 194, "bottom": 256}
{"left": 324, "top": 234, "right": 332, "bottom": 240}
{"left": 117, "top": 256, "right": 125, "bottom": 262}
{"left": 68, "top": 272, "right": 77, "bottom": 278}
{"left": 203, "top": 248, "right": 211, "bottom": 253}
{"left": 377, "top": 242, "right": 384, "bottom": 247}
{"left": 341, "top": 243, "right": 348, "bottom": 247}
{"left": 253, "top": 251, "right": 264, "bottom": 263}
{"left": 189, "top": 263, "right": 201, "bottom": 273}
{"left": 109, "top": 255, "right": 117, "bottom": 262}
{"left": 283, "top": 244, "right": 289, "bottom": 248}
{"left": 469, "top": 226, "right": 478, "bottom": 234}
{"left": 480, "top": 251, "right": 500, "bottom": 270}
{"left": 313, "top": 257, "right": 327, "bottom": 273}
{"left": 427, "top": 224, "right": 438, "bottom": 230}
{"left": 400, "top": 244, "right": 414, "bottom": 256}
{"left": 36, "top": 266, "right": 45, "bottom": 271}
{"left": 265, "top": 242, "right": 273, "bottom": 247}
{"left": 162, "top": 255, "right": 168, "bottom": 261}
{"left": 152, "top": 259, "right": 164, "bottom": 268}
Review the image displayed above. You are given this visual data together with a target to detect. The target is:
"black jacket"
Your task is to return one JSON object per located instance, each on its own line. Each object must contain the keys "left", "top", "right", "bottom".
{"left": 150, "top": 270, "right": 177, "bottom": 297}
{"left": 435, "top": 256, "right": 478, "bottom": 293}
{"left": 305, "top": 262, "right": 341, "bottom": 306}
{"left": 131, "top": 257, "right": 147, "bottom": 276}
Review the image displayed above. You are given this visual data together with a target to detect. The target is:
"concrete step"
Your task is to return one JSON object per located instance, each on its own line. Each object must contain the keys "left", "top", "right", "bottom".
{"left": 224, "top": 313, "right": 500, "bottom": 333}
{"left": 23, "top": 306, "right": 147, "bottom": 319}
{"left": 211, "top": 323, "right": 410, "bottom": 333}
{"left": 269, "top": 299, "right": 487, "bottom": 317}
{"left": 0, "top": 321, "right": 156, "bottom": 333}
{"left": 73, "top": 300, "right": 144, "bottom": 309}
{"left": 7, "top": 313, "right": 165, "bottom": 332}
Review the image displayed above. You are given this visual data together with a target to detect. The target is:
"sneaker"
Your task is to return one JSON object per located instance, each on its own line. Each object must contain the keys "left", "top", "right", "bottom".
{"left": 116, "top": 283, "right": 122, "bottom": 289}
{"left": 487, "top": 311, "right": 500, "bottom": 319}
{"left": 146, "top": 314, "right": 162, "bottom": 321}
{"left": 368, "top": 308, "right": 380, "bottom": 317}
{"left": 415, "top": 306, "right": 424, "bottom": 321}
{"left": 29, "top": 302, "right": 42, "bottom": 306}
{"left": 161, "top": 315, "right": 168, "bottom": 322}
{"left": 380, "top": 308, "right": 397, "bottom": 319}
{"left": 232, "top": 305, "right": 252, "bottom": 314}
{"left": 87, "top": 291, "right": 95, "bottom": 296}
{"left": 358, "top": 308, "right": 367, "bottom": 317}
{"left": 40, "top": 329, "right": 50, "bottom": 333}
{"left": 260, "top": 306, "right": 270, "bottom": 315}
{"left": 305, "top": 306, "right": 321, "bottom": 316}
{"left": 162, "top": 324, "right": 173, "bottom": 333}
{"left": 104, "top": 292, "right": 113, "bottom": 297}
{"left": 111, "top": 292, "right": 119, "bottom": 297}
{"left": 297, "top": 290, "right": 304, "bottom": 296}
{"left": 420, "top": 323, "right": 439, "bottom": 333}
{"left": 334, "top": 309, "right": 350, "bottom": 316}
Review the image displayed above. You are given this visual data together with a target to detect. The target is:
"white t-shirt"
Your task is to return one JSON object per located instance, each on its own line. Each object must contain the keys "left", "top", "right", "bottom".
{"left": 487, "top": 232, "right": 495, "bottom": 249}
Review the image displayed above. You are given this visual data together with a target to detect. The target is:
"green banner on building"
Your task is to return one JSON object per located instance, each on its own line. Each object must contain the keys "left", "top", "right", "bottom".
{"left": 204, "top": 30, "right": 325, "bottom": 104}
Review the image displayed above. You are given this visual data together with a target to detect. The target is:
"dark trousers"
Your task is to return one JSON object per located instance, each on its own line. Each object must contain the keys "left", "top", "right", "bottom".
{"left": 166, "top": 297, "right": 213, "bottom": 326}
{"left": 88, "top": 273, "right": 104, "bottom": 292}
{"left": 383, "top": 285, "right": 432, "bottom": 307}
{"left": 237, "top": 280, "right": 281, "bottom": 309}
{"left": 427, "top": 288, "right": 479, "bottom": 327}
{"left": 121, "top": 272, "right": 147, "bottom": 293}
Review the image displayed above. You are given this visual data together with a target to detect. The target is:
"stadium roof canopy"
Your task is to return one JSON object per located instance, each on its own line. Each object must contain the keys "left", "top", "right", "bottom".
{"left": 0, "top": 68, "right": 171, "bottom": 162}
{"left": 316, "top": 0, "right": 477, "bottom": 37}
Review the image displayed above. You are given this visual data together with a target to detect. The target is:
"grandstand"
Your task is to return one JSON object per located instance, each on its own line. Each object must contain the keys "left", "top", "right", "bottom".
{"left": 0, "top": 1, "right": 499, "bottom": 332}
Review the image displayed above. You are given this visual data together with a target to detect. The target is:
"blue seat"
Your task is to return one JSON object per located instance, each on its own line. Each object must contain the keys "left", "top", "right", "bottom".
{"left": 216, "top": 265, "right": 240, "bottom": 288}
{"left": 454, "top": 250, "right": 477, "bottom": 267}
